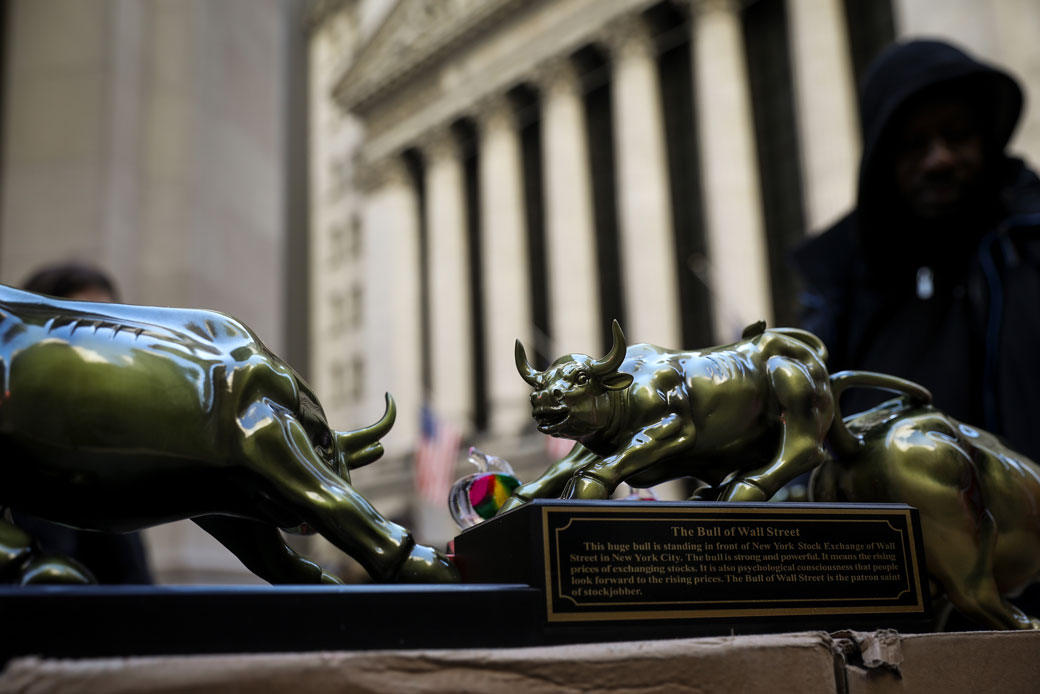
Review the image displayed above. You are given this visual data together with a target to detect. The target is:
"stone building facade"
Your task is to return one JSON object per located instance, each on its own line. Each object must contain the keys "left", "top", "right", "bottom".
{"left": 307, "top": 0, "right": 1040, "bottom": 550}
{"left": 0, "top": 0, "right": 308, "bottom": 583}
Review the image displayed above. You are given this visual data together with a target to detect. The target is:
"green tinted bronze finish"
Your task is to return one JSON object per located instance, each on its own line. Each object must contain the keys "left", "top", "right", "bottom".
{"left": 0, "top": 284, "right": 457, "bottom": 584}
{"left": 813, "top": 382, "right": 1040, "bottom": 630}
{"left": 507, "top": 320, "right": 1040, "bottom": 630}
{"left": 505, "top": 320, "right": 836, "bottom": 509}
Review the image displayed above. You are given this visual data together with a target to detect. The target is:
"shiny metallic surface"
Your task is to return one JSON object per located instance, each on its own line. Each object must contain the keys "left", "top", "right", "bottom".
{"left": 503, "top": 320, "right": 837, "bottom": 510}
{"left": 813, "top": 390, "right": 1040, "bottom": 630}
{"left": 0, "top": 285, "right": 457, "bottom": 584}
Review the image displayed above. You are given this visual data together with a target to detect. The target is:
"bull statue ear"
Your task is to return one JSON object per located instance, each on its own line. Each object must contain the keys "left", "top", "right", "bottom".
{"left": 602, "top": 372, "right": 634, "bottom": 391}
{"left": 742, "top": 320, "right": 767, "bottom": 339}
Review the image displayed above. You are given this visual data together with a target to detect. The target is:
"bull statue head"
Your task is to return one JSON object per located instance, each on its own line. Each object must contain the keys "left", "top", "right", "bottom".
{"left": 515, "top": 320, "right": 635, "bottom": 441}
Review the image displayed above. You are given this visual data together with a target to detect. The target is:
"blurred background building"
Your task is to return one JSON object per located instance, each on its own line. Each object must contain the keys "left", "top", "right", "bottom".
{"left": 1, "top": 0, "right": 1038, "bottom": 582}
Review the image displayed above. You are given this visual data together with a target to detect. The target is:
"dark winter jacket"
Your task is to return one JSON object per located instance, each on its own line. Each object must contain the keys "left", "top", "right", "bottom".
{"left": 792, "top": 39, "right": 1040, "bottom": 460}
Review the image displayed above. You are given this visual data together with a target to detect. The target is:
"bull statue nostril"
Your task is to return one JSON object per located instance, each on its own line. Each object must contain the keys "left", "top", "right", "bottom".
{"left": 552, "top": 388, "right": 563, "bottom": 402}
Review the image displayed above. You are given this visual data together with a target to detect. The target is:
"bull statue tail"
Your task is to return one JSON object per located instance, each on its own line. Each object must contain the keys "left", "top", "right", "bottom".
{"left": 828, "top": 371, "right": 933, "bottom": 458}
{"left": 773, "top": 327, "right": 829, "bottom": 365}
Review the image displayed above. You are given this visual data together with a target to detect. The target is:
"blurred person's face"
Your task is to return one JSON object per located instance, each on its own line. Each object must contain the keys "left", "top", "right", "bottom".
{"left": 892, "top": 97, "right": 986, "bottom": 221}
{"left": 66, "top": 286, "right": 114, "bottom": 303}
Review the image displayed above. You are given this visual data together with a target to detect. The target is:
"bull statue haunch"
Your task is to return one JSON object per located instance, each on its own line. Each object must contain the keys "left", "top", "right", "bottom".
{"left": 811, "top": 373, "right": 1040, "bottom": 630}
{"left": 0, "top": 285, "right": 457, "bottom": 584}
{"left": 500, "top": 320, "right": 835, "bottom": 510}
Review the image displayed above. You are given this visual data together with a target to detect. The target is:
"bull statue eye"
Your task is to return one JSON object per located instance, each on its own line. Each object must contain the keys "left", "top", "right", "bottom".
{"left": 314, "top": 429, "right": 333, "bottom": 452}
{"left": 575, "top": 371, "right": 589, "bottom": 385}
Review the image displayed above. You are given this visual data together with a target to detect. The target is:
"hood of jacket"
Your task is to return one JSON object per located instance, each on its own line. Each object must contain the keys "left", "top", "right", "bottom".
{"left": 794, "top": 39, "right": 1024, "bottom": 290}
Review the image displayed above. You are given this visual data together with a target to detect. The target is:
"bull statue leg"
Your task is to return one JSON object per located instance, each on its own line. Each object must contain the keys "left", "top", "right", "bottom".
{"left": 499, "top": 442, "right": 597, "bottom": 514}
{"left": 563, "top": 413, "right": 697, "bottom": 500}
{"left": 234, "top": 398, "right": 458, "bottom": 583}
{"left": 0, "top": 518, "right": 94, "bottom": 585}
{"left": 721, "top": 353, "right": 834, "bottom": 502}
{"left": 194, "top": 516, "right": 343, "bottom": 584}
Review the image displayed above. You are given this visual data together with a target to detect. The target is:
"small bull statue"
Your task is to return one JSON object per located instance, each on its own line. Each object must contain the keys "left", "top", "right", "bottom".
{"left": 812, "top": 372, "right": 1040, "bottom": 630}
{"left": 501, "top": 320, "right": 837, "bottom": 510}
{"left": 0, "top": 285, "right": 457, "bottom": 584}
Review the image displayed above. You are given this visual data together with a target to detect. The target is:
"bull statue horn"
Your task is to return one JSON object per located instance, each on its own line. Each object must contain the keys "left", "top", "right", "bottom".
{"left": 339, "top": 392, "right": 397, "bottom": 470}
{"left": 591, "top": 320, "right": 627, "bottom": 376}
{"left": 515, "top": 339, "right": 543, "bottom": 388}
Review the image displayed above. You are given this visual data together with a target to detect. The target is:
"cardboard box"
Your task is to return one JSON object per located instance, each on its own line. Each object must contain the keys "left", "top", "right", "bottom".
{"left": 3, "top": 630, "right": 1038, "bottom": 694}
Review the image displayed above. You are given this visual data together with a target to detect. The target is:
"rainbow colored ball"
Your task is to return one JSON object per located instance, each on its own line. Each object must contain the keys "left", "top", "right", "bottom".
{"left": 467, "top": 473, "right": 521, "bottom": 520}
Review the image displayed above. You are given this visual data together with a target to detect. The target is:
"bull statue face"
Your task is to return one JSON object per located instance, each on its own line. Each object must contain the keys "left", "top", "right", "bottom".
{"left": 515, "top": 320, "right": 634, "bottom": 441}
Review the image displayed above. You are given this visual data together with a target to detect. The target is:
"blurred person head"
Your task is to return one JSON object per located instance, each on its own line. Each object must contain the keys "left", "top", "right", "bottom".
{"left": 22, "top": 261, "right": 119, "bottom": 303}
{"left": 852, "top": 38, "right": 1024, "bottom": 270}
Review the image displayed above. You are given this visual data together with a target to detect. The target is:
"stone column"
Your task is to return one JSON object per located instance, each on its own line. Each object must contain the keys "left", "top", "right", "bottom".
{"left": 358, "top": 155, "right": 423, "bottom": 450}
{"left": 477, "top": 94, "right": 534, "bottom": 435}
{"left": 538, "top": 58, "right": 602, "bottom": 355}
{"left": 787, "top": 0, "right": 859, "bottom": 230}
{"left": 605, "top": 16, "right": 680, "bottom": 348}
{"left": 422, "top": 129, "right": 473, "bottom": 431}
{"left": 690, "top": 0, "right": 773, "bottom": 339}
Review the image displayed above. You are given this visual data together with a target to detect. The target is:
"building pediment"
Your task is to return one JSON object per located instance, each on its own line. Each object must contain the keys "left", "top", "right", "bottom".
{"left": 333, "top": 0, "right": 529, "bottom": 117}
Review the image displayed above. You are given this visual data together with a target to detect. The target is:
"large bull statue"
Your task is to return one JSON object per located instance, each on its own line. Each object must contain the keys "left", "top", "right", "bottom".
{"left": 500, "top": 320, "right": 837, "bottom": 510}
{"left": 0, "top": 285, "right": 457, "bottom": 584}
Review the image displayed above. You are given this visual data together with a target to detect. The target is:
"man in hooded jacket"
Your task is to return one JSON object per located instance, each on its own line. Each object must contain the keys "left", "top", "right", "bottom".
{"left": 792, "top": 39, "right": 1040, "bottom": 462}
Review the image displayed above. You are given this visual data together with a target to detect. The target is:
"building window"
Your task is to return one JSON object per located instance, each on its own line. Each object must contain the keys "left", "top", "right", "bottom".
{"left": 453, "top": 118, "right": 489, "bottom": 432}
{"left": 329, "top": 291, "right": 345, "bottom": 335}
{"left": 513, "top": 84, "right": 554, "bottom": 367}
{"left": 328, "top": 220, "right": 346, "bottom": 268}
{"left": 575, "top": 46, "right": 625, "bottom": 349}
{"left": 351, "top": 355, "right": 365, "bottom": 402}
{"left": 648, "top": 2, "right": 714, "bottom": 348}
{"left": 402, "top": 149, "right": 432, "bottom": 396}
{"left": 330, "top": 360, "right": 347, "bottom": 406}
{"left": 844, "top": 0, "right": 896, "bottom": 97}
{"left": 742, "top": 0, "right": 808, "bottom": 328}
{"left": 349, "top": 213, "right": 363, "bottom": 258}
{"left": 350, "top": 284, "right": 363, "bottom": 330}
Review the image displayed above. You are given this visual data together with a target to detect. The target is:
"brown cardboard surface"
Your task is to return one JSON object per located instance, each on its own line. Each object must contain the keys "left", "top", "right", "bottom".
{"left": 6, "top": 629, "right": 1040, "bottom": 694}
{"left": 0, "top": 632, "right": 838, "bottom": 694}
{"left": 841, "top": 630, "right": 1040, "bottom": 694}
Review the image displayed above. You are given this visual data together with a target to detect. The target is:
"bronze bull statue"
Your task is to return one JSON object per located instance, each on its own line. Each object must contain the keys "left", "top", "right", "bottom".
{"left": 502, "top": 320, "right": 844, "bottom": 510}
{"left": 0, "top": 284, "right": 457, "bottom": 584}
{"left": 812, "top": 372, "right": 1040, "bottom": 630}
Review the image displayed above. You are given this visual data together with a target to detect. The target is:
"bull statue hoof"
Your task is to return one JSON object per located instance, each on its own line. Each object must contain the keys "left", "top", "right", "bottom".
{"left": 393, "top": 544, "right": 460, "bottom": 583}
{"left": 721, "top": 480, "right": 769, "bottom": 502}
{"left": 19, "top": 554, "right": 95, "bottom": 585}
{"left": 562, "top": 475, "right": 611, "bottom": 500}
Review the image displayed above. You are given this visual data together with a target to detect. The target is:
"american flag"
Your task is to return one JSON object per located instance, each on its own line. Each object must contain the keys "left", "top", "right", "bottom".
{"left": 414, "top": 405, "right": 462, "bottom": 503}
{"left": 544, "top": 434, "right": 576, "bottom": 461}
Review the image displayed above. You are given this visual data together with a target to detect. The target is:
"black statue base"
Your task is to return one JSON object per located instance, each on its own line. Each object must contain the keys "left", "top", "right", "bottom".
{"left": 454, "top": 500, "right": 931, "bottom": 633}
{"left": 1, "top": 501, "right": 932, "bottom": 663}
{"left": 0, "top": 584, "right": 542, "bottom": 663}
